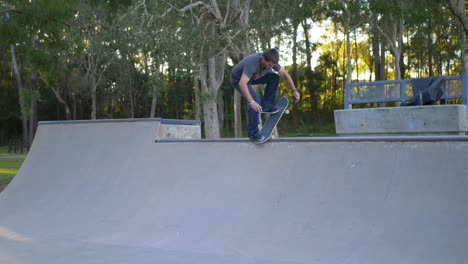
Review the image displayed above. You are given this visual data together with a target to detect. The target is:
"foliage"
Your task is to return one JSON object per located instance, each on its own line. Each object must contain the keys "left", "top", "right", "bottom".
{"left": 0, "top": 0, "right": 466, "bottom": 139}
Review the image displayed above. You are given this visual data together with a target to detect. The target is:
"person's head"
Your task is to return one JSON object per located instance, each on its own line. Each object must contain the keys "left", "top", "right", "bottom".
{"left": 261, "top": 48, "right": 279, "bottom": 70}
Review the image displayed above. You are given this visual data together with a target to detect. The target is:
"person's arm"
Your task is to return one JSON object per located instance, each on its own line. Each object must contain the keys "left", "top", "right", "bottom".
{"left": 278, "top": 68, "right": 300, "bottom": 103}
{"left": 239, "top": 73, "right": 262, "bottom": 112}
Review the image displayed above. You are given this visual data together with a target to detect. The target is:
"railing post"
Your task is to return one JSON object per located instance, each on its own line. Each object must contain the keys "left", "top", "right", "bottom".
{"left": 344, "top": 82, "right": 351, "bottom": 109}
{"left": 463, "top": 74, "right": 468, "bottom": 105}
{"left": 8, "top": 140, "right": 12, "bottom": 154}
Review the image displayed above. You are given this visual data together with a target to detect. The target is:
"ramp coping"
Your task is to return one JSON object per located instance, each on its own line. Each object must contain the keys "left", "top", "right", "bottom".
{"left": 156, "top": 135, "right": 468, "bottom": 143}
{"left": 39, "top": 118, "right": 201, "bottom": 126}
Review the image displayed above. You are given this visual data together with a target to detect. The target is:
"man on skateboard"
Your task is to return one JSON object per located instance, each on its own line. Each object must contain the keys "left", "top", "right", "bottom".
{"left": 230, "top": 48, "right": 301, "bottom": 142}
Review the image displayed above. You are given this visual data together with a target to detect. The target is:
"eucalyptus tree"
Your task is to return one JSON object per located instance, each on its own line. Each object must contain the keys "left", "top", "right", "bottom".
{"left": 115, "top": 0, "right": 175, "bottom": 118}
{"left": 448, "top": 0, "right": 468, "bottom": 74}
{"left": 285, "top": 0, "right": 314, "bottom": 126}
{"left": 404, "top": 0, "right": 460, "bottom": 76}
{"left": 226, "top": 0, "right": 252, "bottom": 137}
{"left": 163, "top": 0, "right": 253, "bottom": 139}
{"left": 249, "top": 0, "right": 289, "bottom": 51}
{"left": 74, "top": 1, "right": 119, "bottom": 120}
{"left": 1, "top": 0, "right": 76, "bottom": 143}
{"left": 366, "top": 0, "right": 410, "bottom": 80}
{"left": 0, "top": 0, "right": 28, "bottom": 143}
{"left": 324, "top": 0, "right": 364, "bottom": 84}
{"left": 1, "top": 0, "right": 39, "bottom": 144}
{"left": 448, "top": 0, "right": 468, "bottom": 37}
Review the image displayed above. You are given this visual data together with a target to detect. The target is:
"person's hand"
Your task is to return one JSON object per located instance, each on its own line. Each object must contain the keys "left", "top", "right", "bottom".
{"left": 249, "top": 101, "right": 263, "bottom": 112}
{"left": 292, "top": 90, "right": 300, "bottom": 103}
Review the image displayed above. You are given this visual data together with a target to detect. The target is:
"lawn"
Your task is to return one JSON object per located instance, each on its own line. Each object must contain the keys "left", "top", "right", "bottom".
{"left": 0, "top": 145, "right": 28, "bottom": 156}
{"left": 0, "top": 146, "right": 26, "bottom": 192}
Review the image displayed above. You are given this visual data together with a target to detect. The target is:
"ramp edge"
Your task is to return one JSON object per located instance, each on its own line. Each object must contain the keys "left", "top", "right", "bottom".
{"left": 156, "top": 135, "right": 468, "bottom": 143}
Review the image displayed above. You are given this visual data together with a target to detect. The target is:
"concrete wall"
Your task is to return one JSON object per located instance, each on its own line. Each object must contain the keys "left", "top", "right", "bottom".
{"left": 159, "top": 124, "right": 201, "bottom": 139}
{"left": 334, "top": 105, "right": 468, "bottom": 136}
{"left": 39, "top": 118, "right": 202, "bottom": 140}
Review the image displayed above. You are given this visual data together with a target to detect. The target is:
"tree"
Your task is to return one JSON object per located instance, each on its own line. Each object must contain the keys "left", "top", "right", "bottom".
{"left": 116, "top": 0, "right": 170, "bottom": 118}
{"left": 325, "top": 0, "right": 364, "bottom": 83}
{"left": 1, "top": 0, "right": 76, "bottom": 143}
{"left": 448, "top": 0, "right": 468, "bottom": 74}
{"left": 366, "top": 0, "right": 407, "bottom": 80}
{"left": 227, "top": 0, "right": 252, "bottom": 137}
{"left": 75, "top": 2, "right": 117, "bottom": 120}
{"left": 165, "top": 0, "right": 253, "bottom": 138}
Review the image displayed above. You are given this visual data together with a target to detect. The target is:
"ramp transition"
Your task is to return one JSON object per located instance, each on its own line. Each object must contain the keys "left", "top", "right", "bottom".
{"left": 1, "top": 119, "right": 468, "bottom": 264}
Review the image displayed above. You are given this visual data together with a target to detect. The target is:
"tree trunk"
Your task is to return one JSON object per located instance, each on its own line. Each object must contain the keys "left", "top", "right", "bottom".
{"left": 10, "top": 45, "right": 29, "bottom": 143}
{"left": 372, "top": 21, "right": 381, "bottom": 81}
{"left": 202, "top": 96, "right": 219, "bottom": 138}
{"left": 448, "top": 0, "right": 468, "bottom": 38}
{"left": 464, "top": 52, "right": 468, "bottom": 75}
{"left": 233, "top": 92, "right": 242, "bottom": 137}
{"left": 194, "top": 74, "right": 201, "bottom": 120}
{"left": 29, "top": 84, "right": 37, "bottom": 145}
{"left": 200, "top": 55, "right": 223, "bottom": 139}
{"left": 46, "top": 78, "right": 72, "bottom": 120}
{"left": 150, "top": 97, "right": 157, "bottom": 118}
{"left": 302, "top": 20, "right": 317, "bottom": 113}
{"left": 129, "top": 77, "right": 135, "bottom": 118}
{"left": 63, "top": 100, "right": 72, "bottom": 120}
{"left": 346, "top": 29, "right": 352, "bottom": 83}
{"left": 149, "top": 61, "right": 159, "bottom": 118}
{"left": 380, "top": 42, "right": 386, "bottom": 80}
{"left": 354, "top": 29, "right": 359, "bottom": 81}
{"left": 29, "top": 64, "right": 38, "bottom": 145}
{"left": 291, "top": 20, "right": 299, "bottom": 129}
{"left": 302, "top": 20, "right": 312, "bottom": 69}
{"left": 448, "top": 0, "right": 468, "bottom": 74}
{"left": 218, "top": 94, "right": 224, "bottom": 137}
{"left": 91, "top": 82, "right": 97, "bottom": 120}
{"left": 73, "top": 94, "right": 77, "bottom": 120}
{"left": 231, "top": 0, "right": 251, "bottom": 138}
{"left": 376, "top": 14, "right": 403, "bottom": 80}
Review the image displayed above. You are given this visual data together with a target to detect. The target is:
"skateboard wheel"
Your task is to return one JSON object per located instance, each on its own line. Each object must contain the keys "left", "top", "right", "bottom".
{"left": 285, "top": 110, "right": 290, "bottom": 114}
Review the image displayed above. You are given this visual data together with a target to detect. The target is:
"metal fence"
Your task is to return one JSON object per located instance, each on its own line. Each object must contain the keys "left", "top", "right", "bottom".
{"left": 344, "top": 75, "right": 468, "bottom": 109}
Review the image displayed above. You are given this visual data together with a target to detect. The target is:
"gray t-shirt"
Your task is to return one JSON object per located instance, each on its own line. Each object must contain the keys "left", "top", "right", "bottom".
{"left": 231, "top": 53, "right": 282, "bottom": 82}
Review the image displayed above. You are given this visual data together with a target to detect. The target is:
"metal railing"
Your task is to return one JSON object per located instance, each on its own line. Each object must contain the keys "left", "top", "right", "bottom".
{"left": 8, "top": 139, "right": 30, "bottom": 154}
{"left": 344, "top": 75, "right": 468, "bottom": 109}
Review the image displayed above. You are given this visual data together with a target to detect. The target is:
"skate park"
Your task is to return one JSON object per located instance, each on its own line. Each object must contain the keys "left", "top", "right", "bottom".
{"left": 1, "top": 107, "right": 468, "bottom": 263}
{"left": 1, "top": 75, "right": 468, "bottom": 263}
{"left": 3, "top": 1, "right": 468, "bottom": 261}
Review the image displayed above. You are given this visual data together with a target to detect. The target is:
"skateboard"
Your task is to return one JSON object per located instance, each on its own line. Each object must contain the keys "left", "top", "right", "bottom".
{"left": 254, "top": 96, "right": 289, "bottom": 144}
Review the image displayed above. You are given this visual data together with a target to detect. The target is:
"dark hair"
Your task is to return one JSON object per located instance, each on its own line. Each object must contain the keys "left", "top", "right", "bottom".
{"left": 262, "top": 48, "right": 279, "bottom": 64}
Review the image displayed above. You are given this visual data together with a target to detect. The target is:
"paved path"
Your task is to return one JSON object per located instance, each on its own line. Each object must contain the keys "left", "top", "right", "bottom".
{"left": 0, "top": 155, "right": 26, "bottom": 159}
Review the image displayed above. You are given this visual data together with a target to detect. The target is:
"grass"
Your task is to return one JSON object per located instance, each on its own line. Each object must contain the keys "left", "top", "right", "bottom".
{"left": 222, "top": 120, "right": 337, "bottom": 138}
{"left": 278, "top": 121, "right": 337, "bottom": 137}
{"left": 0, "top": 146, "right": 28, "bottom": 156}
{"left": 0, "top": 146, "right": 26, "bottom": 192}
{"left": 0, "top": 146, "right": 9, "bottom": 156}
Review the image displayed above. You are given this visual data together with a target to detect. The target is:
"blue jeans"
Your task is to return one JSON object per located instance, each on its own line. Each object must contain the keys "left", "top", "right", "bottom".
{"left": 231, "top": 72, "right": 280, "bottom": 137}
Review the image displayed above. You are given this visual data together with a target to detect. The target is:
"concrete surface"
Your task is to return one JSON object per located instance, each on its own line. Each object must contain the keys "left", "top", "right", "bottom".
{"left": 1, "top": 119, "right": 468, "bottom": 263}
{"left": 39, "top": 118, "right": 202, "bottom": 140}
{"left": 334, "top": 105, "right": 468, "bottom": 136}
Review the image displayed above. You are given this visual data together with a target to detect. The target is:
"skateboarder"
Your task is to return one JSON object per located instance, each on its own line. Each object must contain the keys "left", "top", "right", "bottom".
{"left": 230, "top": 48, "right": 301, "bottom": 141}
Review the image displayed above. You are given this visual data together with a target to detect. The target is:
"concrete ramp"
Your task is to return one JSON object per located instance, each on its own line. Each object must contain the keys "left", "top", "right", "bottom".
{"left": 1, "top": 119, "right": 468, "bottom": 264}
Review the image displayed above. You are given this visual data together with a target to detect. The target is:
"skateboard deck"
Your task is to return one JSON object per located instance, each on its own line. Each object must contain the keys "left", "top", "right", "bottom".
{"left": 254, "top": 96, "right": 289, "bottom": 144}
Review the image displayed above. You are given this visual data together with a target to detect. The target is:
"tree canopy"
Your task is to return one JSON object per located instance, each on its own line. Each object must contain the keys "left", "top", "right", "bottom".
{"left": 0, "top": 0, "right": 466, "bottom": 142}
